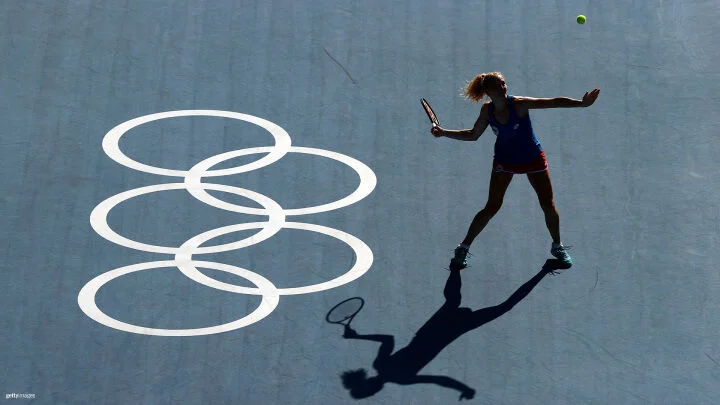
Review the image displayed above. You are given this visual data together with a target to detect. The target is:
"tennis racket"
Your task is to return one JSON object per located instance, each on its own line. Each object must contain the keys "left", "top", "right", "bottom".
{"left": 326, "top": 297, "right": 364, "bottom": 327}
{"left": 421, "top": 98, "right": 440, "bottom": 127}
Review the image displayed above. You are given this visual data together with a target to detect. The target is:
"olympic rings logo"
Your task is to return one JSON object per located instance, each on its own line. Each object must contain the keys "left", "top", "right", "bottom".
{"left": 78, "top": 110, "right": 377, "bottom": 336}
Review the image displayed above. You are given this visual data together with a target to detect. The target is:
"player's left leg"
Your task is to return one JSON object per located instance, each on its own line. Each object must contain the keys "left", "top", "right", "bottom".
{"left": 527, "top": 170, "right": 572, "bottom": 266}
{"left": 527, "top": 170, "right": 560, "bottom": 243}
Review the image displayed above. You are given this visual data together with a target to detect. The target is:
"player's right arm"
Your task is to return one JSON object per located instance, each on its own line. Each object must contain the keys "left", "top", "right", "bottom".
{"left": 432, "top": 103, "right": 490, "bottom": 141}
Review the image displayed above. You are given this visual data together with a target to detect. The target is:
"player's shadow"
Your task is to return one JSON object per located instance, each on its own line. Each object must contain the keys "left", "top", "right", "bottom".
{"left": 338, "top": 259, "right": 565, "bottom": 401}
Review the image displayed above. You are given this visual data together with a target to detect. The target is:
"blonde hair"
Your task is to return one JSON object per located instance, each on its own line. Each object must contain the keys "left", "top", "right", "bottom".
{"left": 463, "top": 72, "right": 505, "bottom": 102}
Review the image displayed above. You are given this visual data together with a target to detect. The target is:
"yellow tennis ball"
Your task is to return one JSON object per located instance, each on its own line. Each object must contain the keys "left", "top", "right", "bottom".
{"left": 577, "top": 15, "right": 586, "bottom": 24}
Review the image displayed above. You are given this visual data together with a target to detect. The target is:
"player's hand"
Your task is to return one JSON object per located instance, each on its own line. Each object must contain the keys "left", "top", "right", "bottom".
{"left": 431, "top": 124, "right": 444, "bottom": 137}
{"left": 459, "top": 388, "right": 475, "bottom": 400}
{"left": 581, "top": 88, "right": 600, "bottom": 107}
{"left": 343, "top": 325, "right": 358, "bottom": 339}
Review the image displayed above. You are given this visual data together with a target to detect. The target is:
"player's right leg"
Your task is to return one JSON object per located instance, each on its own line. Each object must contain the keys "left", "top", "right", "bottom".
{"left": 450, "top": 169, "right": 513, "bottom": 269}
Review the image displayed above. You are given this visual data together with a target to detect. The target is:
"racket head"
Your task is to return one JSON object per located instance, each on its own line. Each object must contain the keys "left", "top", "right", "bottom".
{"left": 326, "top": 297, "right": 364, "bottom": 325}
{"left": 421, "top": 98, "right": 440, "bottom": 126}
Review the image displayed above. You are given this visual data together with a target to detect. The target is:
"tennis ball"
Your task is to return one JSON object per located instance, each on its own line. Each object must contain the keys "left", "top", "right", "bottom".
{"left": 577, "top": 15, "right": 586, "bottom": 24}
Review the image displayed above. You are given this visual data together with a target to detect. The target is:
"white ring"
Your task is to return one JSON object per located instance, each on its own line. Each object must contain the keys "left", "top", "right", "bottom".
{"left": 184, "top": 146, "right": 377, "bottom": 216}
{"left": 82, "top": 110, "right": 378, "bottom": 335}
{"left": 175, "top": 221, "right": 373, "bottom": 295}
{"left": 102, "top": 110, "right": 292, "bottom": 177}
{"left": 77, "top": 260, "right": 280, "bottom": 336}
{"left": 89, "top": 183, "right": 286, "bottom": 254}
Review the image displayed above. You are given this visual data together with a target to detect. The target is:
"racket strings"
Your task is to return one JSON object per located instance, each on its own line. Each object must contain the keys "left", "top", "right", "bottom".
{"left": 327, "top": 299, "right": 363, "bottom": 323}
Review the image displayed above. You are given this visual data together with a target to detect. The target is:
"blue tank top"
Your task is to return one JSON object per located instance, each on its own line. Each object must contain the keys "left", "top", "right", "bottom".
{"left": 488, "top": 95, "right": 543, "bottom": 164}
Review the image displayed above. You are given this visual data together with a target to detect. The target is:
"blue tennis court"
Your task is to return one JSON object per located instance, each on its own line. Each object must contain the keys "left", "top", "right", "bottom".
{"left": 1, "top": 1, "right": 719, "bottom": 403}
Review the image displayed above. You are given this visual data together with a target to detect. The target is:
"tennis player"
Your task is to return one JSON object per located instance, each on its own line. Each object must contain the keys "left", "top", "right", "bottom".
{"left": 431, "top": 72, "right": 600, "bottom": 270}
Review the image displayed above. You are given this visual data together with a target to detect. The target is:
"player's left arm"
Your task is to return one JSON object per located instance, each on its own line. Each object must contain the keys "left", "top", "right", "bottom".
{"left": 516, "top": 89, "right": 600, "bottom": 109}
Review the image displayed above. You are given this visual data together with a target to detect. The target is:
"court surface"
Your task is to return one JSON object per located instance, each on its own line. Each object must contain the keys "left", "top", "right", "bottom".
{"left": 2, "top": 1, "right": 719, "bottom": 404}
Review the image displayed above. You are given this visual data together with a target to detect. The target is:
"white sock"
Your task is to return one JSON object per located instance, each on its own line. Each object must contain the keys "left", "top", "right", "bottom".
{"left": 552, "top": 242, "right": 562, "bottom": 249}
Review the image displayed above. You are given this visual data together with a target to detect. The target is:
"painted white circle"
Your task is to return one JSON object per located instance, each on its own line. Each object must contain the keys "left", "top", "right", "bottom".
{"left": 77, "top": 260, "right": 279, "bottom": 336}
{"left": 89, "top": 183, "right": 286, "bottom": 254}
{"left": 174, "top": 221, "right": 373, "bottom": 295}
{"left": 184, "top": 146, "right": 377, "bottom": 216}
{"left": 84, "top": 110, "right": 378, "bottom": 335}
{"left": 102, "top": 110, "right": 292, "bottom": 177}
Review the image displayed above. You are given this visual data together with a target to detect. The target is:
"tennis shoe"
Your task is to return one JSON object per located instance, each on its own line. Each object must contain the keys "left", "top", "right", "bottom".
{"left": 550, "top": 244, "right": 572, "bottom": 267}
{"left": 449, "top": 245, "right": 469, "bottom": 270}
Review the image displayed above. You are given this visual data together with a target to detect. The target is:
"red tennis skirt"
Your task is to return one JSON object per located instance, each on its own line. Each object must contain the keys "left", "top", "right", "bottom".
{"left": 493, "top": 151, "right": 548, "bottom": 174}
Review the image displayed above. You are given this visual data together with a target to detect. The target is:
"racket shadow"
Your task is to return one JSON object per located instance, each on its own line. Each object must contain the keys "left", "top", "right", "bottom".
{"left": 337, "top": 259, "right": 561, "bottom": 401}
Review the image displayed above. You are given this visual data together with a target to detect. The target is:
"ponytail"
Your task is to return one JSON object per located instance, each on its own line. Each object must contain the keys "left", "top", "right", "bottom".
{"left": 463, "top": 72, "right": 504, "bottom": 102}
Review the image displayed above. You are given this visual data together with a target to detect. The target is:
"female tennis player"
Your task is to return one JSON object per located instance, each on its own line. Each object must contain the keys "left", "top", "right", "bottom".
{"left": 431, "top": 72, "right": 600, "bottom": 270}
